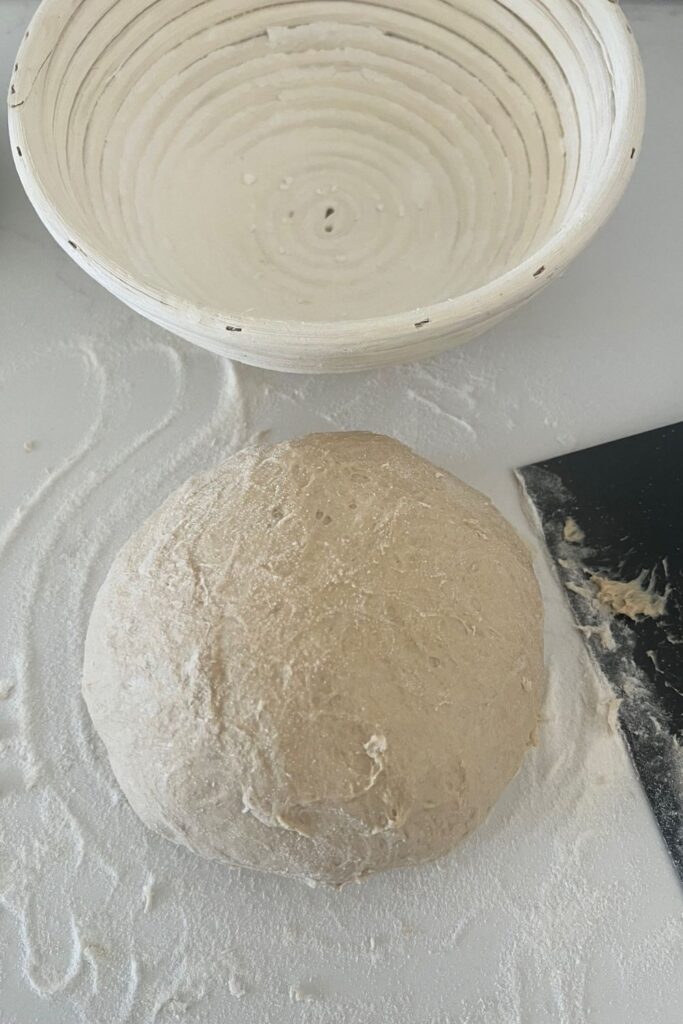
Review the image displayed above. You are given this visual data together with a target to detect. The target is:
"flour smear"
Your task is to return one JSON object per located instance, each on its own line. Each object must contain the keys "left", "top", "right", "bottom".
{"left": 0, "top": 323, "right": 680, "bottom": 1024}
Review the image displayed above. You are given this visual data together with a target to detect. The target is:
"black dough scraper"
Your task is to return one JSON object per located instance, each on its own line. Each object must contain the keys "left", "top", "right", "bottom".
{"left": 518, "top": 422, "right": 683, "bottom": 884}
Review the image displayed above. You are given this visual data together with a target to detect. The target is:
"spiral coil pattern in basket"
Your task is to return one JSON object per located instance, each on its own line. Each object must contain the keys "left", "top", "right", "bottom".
{"left": 9, "top": 0, "right": 644, "bottom": 372}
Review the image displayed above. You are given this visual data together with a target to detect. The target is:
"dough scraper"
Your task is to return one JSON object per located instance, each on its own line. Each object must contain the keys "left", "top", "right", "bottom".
{"left": 517, "top": 421, "right": 683, "bottom": 884}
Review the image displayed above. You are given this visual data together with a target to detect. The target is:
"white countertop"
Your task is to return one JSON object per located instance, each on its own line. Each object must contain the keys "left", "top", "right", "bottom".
{"left": 1, "top": 2, "right": 682, "bottom": 1022}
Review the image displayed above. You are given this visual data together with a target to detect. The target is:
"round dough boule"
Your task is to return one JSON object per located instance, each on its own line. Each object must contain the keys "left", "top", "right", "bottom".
{"left": 83, "top": 432, "right": 544, "bottom": 885}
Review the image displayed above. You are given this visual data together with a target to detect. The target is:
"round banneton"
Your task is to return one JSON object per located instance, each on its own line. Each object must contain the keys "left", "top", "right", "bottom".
{"left": 9, "top": 0, "right": 644, "bottom": 372}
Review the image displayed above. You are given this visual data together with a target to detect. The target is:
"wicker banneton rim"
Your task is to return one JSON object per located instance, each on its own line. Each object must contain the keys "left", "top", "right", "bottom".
{"left": 8, "top": 0, "right": 644, "bottom": 372}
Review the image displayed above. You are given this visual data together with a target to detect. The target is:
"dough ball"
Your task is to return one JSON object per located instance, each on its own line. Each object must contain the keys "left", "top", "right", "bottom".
{"left": 83, "top": 432, "right": 544, "bottom": 885}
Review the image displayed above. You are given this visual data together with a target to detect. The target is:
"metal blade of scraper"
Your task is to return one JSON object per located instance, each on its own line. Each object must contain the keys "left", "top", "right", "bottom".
{"left": 517, "top": 422, "right": 683, "bottom": 885}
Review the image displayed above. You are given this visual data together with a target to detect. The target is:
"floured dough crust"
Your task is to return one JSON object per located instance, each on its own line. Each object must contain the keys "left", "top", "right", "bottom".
{"left": 83, "top": 433, "right": 544, "bottom": 885}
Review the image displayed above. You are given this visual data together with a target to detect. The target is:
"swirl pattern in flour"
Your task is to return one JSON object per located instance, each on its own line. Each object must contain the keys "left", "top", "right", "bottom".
{"left": 0, "top": 326, "right": 249, "bottom": 1019}
{"left": 0, "top": 325, "right": 680, "bottom": 1022}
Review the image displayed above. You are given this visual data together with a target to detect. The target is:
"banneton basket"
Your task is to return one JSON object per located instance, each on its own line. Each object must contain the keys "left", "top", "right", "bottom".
{"left": 9, "top": 0, "right": 644, "bottom": 374}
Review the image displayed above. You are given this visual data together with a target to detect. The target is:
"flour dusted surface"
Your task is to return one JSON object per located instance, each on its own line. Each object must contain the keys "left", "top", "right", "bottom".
{"left": 0, "top": 313, "right": 680, "bottom": 1021}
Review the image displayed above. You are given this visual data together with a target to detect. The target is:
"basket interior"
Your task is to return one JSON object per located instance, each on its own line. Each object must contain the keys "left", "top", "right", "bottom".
{"left": 14, "top": 0, "right": 633, "bottom": 323}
